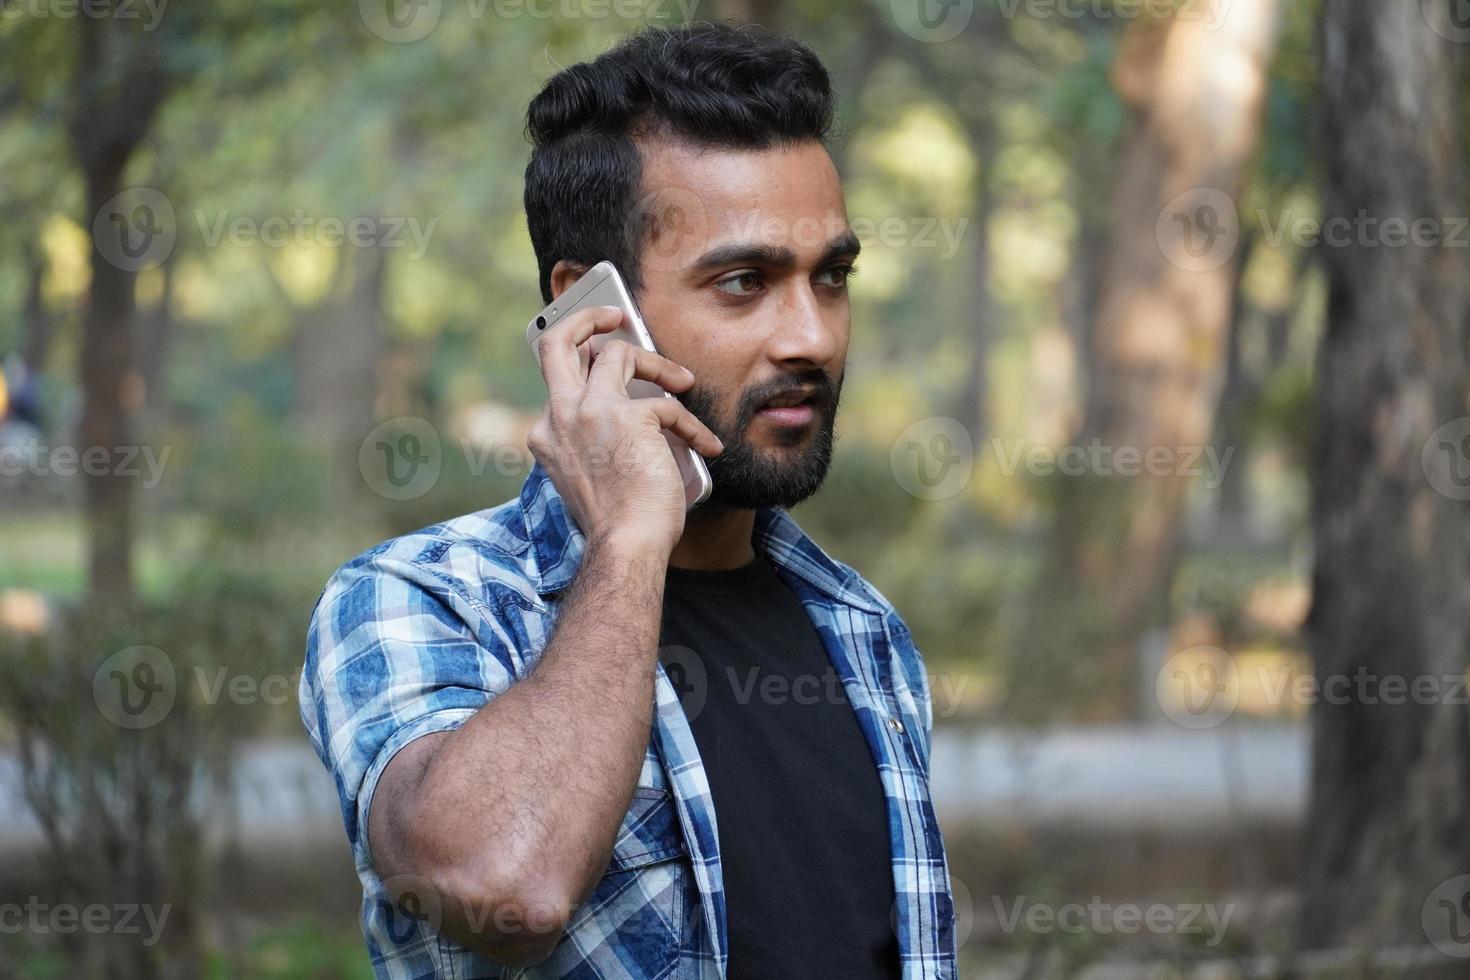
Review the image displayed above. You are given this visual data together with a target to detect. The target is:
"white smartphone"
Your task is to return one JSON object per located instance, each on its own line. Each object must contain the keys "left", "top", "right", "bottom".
{"left": 526, "top": 260, "right": 714, "bottom": 510}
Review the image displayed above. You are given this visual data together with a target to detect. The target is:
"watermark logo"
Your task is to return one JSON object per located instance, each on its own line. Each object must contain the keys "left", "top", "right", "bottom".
{"left": 1423, "top": 417, "right": 1470, "bottom": 501}
{"left": 1258, "top": 209, "right": 1470, "bottom": 250}
{"left": 659, "top": 645, "right": 709, "bottom": 722}
{"left": 359, "top": 0, "right": 442, "bottom": 41}
{"left": 195, "top": 209, "right": 437, "bottom": 259}
{"left": 359, "top": 0, "right": 695, "bottom": 40}
{"left": 992, "top": 0, "right": 1231, "bottom": 31}
{"left": 891, "top": 417, "right": 974, "bottom": 500}
{"left": 0, "top": 898, "right": 171, "bottom": 946}
{"left": 93, "top": 647, "right": 309, "bottom": 729}
{"left": 0, "top": 0, "right": 168, "bottom": 29}
{"left": 0, "top": 441, "right": 171, "bottom": 489}
{"left": 359, "top": 416, "right": 443, "bottom": 501}
{"left": 993, "top": 894, "right": 1234, "bottom": 946}
{"left": 890, "top": 0, "right": 974, "bottom": 43}
{"left": 1157, "top": 187, "right": 1240, "bottom": 272}
{"left": 1424, "top": 874, "right": 1470, "bottom": 958}
{"left": 380, "top": 875, "right": 444, "bottom": 943}
{"left": 1156, "top": 644, "right": 1239, "bottom": 729}
{"left": 1424, "top": 0, "right": 1470, "bottom": 44}
{"left": 93, "top": 187, "right": 176, "bottom": 272}
{"left": 989, "top": 437, "right": 1233, "bottom": 487}
{"left": 93, "top": 646, "right": 177, "bottom": 730}
{"left": 629, "top": 184, "right": 712, "bottom": 276}
{"left": 1157, "top": 646, "right": 1470, "bottom": 729}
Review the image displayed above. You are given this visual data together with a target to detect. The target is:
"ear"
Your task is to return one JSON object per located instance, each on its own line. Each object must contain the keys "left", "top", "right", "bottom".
{"left": 549, "top": 260, "right": 591, "bottom": 300}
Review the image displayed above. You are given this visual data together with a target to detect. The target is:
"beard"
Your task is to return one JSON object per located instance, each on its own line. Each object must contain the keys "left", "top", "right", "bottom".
{"left": 678, "top": 367, "right": 843, "bottom": 510}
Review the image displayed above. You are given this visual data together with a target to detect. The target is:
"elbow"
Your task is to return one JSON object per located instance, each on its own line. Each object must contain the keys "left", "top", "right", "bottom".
{"left": 429, "top": 862, "right": 576, "bottom": 966}
{"left": 375, "top": 779, "right": 578, "bottom": 965}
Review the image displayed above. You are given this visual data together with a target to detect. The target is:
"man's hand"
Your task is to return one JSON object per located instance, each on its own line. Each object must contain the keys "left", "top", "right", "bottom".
{"left": 527, "top": 305, "right": 723, "bottom": 556}
{"left": 363, "top": 308, "right": 715, "bottom": 964}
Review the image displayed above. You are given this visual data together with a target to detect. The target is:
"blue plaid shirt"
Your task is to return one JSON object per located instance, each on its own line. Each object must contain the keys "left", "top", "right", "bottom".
{"left": 300, "top": 461, "right": 957, "bottom": 978}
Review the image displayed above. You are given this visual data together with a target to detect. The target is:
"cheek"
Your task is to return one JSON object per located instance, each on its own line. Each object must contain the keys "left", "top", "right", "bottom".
{"left": 651, "top": 316, "right": 744, "bottom": 387}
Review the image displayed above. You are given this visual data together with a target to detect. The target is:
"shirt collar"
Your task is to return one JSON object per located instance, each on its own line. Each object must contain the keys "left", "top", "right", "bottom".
{"left": 517, "top": 460, "right": 882, "bottom": 614}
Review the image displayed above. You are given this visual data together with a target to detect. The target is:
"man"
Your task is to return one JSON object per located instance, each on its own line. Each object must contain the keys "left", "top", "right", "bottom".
{"left": 300, "top": 21, "right": 956, "bottom": 979}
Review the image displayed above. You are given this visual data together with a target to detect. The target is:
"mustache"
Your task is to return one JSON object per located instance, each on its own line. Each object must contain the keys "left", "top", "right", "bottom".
{"left": 675, "top": 369, "right": 843, "bottom": 439}
{"left": 738, "top": 370, "right": 840, "bottom": 419}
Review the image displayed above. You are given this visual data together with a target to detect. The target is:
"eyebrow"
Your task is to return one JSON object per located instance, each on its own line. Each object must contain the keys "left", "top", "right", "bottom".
{"left": 688, "top": 229, "right": 862, "bottom": 277}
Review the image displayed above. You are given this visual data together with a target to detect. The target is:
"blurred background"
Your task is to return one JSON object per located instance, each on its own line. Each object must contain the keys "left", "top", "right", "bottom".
{"left": 3, "top": 0, "right": 1470, "bottom": 976}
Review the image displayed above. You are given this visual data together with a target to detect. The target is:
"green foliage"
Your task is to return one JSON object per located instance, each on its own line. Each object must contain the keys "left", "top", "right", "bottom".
{"left": 206, "top": 920, "right": 375, "bottom": 980}
{"left": 0, "top": 572, "right": 306, "bottom": 977}
{"left": 374, "top": 434, "right": 529, "bottom": 540}
{"left": 1247, "top": 363, "right": 1315, "bottom": 466}
{"left": 180, "top": 401, "right": 333, "bottom": 541}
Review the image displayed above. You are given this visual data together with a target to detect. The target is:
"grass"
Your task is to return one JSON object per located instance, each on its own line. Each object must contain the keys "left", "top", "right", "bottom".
{"left": 0, "top": 512, "right": 208, "bottom": 599}
{"left": 207, "top": 921, "right": 375, "bottom": 980}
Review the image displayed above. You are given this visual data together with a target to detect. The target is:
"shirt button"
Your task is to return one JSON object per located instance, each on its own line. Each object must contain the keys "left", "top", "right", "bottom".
{"left": 887, "top": 717, "right": 905, "bottom": 735}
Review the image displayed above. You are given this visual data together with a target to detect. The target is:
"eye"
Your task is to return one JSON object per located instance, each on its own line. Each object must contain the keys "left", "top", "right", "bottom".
{"left": 714, "top": 270, "right": 764, "bottom": 297}
{"left": 815, "top": 263, "right": 858, "bottom": 289}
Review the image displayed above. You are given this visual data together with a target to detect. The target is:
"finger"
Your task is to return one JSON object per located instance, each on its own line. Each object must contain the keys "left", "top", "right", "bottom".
{"left": 536, "top": 305, "right": 624, "bottom": 395}
{"left": 626, "top": 346, "right": 697, "bottom": 393}
{"left": 585, "top": 338, "right": 636, "bottom": 394}
{"left": 643, "top": 397, "right": 725, "bottom": 457}
{"left": 587, "top": 340, "right": 696, "bottom": 396}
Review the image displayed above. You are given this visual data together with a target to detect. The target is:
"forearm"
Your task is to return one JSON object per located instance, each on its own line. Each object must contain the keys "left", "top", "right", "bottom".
{"left": 373, "top": 531, "right": 668, "bottom": 958}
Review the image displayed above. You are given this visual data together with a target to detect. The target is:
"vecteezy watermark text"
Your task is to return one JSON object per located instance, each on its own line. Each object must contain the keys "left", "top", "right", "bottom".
{"left": 358, "top": 0, "right": 700, "bottom": 43}
{"left": 0, "top": 0, "right": 168, "bottom": 29}
{"left": 993, "top": 895, "right": 1234, "bottom": 946}
{"left": 0, "top": 898, "right": 171, "bottom": 947}
{"left": 990, "top": 437, "right": 1234, "bottom": 489}
{"left": 94, "top": 646, "right": 305, "bottom": 730}
{"left": 995, "top": 0, "right": 1229, "bottom": 29}
{"left": 195, "top": 209, "right": 437, "bottom": 259}
{"left": 0, "top": 441, "right": 170, "bottom": 489}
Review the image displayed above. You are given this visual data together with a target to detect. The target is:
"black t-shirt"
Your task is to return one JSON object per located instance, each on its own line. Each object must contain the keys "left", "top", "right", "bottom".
{"left": 657, "top": 544, "right": 900, "bottom": 978}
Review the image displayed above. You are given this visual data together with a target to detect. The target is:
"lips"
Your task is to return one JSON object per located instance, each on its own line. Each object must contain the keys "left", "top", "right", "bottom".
{"left": 758, "top": 387, "right": 818, "bottom": 411}
{"left": 755, "top": 388, "right": 821, "bottom": 428}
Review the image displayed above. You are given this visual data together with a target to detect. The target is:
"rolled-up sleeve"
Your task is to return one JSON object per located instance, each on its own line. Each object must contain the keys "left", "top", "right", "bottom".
{"left": 298, "top": 551, "right": 519, "bottom": 871}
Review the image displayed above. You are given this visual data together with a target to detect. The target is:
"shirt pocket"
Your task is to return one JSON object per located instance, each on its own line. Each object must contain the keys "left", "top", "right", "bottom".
{"left": 525, "top": 787, "right": 688, "bottom": 979}
{"left": 606, "top": 786, "right": 686, "bottom": 869}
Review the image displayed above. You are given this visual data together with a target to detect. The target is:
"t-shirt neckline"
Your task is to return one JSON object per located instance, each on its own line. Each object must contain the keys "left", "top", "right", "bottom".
{"left": 664, "top": 544, "right": 774, "bottom": 594}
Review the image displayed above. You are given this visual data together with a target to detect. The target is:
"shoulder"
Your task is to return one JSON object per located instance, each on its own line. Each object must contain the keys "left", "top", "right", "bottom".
{"left": 317, "top": 496, "right": 543, "bottom": 623}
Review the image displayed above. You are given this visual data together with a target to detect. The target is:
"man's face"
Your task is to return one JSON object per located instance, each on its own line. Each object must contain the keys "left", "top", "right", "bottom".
{"left": 631, "top": 138, "right": 855, "bottom": 510}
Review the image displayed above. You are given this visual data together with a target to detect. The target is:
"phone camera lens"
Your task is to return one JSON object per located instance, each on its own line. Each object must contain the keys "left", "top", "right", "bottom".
{"left": 535, "top": 315, "right": 547, "bottom": 330}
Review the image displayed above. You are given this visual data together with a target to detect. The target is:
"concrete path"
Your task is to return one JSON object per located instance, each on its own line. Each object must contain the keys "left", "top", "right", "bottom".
{"left": 0, "top": 723, "right": 1307, "bottom": 849}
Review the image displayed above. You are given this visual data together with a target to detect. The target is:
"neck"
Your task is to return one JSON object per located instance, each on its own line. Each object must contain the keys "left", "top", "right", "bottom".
{"left": 668, "top": 502, "right": 757, "bottom": 570}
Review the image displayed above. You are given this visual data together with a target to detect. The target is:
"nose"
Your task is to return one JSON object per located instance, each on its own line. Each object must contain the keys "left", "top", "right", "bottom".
{"left": 765, "top": 280, "right": 843, "bottom": 371}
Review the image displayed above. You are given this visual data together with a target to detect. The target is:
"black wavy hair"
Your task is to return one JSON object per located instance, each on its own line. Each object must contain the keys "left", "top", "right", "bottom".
{"left": 523, "top": 22, "right": 836, "bottom": 303}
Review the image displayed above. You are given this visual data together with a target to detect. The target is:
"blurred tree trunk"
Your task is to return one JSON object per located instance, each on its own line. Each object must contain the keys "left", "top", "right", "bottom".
{"left": 1302, "top": 0, "right": 1470, "bottom": 951}
{"left": 1211, "top": 237, "right": 1308, "bottom": 532}
{"left": 291, "top": 242, "right": 388, "bottom": 486}
{"left": 20, "top": 242, "right": 56, "bottom": 371}
{"left": 1016, "top": 0, "right": 1281, "bottom": 720}
{"left": 955, "top": 133, "right": 996, "bottom": 444}
{"left": 1062, "top": 196, "right": 1109, "bottom": 403}
{"left": 136, "top": 257, "right": 177, "bottom": 433}
{"left": 1211, "top": 229, "right": 1258, "bottom": 531}
{"left": 65, "top": 16, "right": 170, "bottom": 605}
